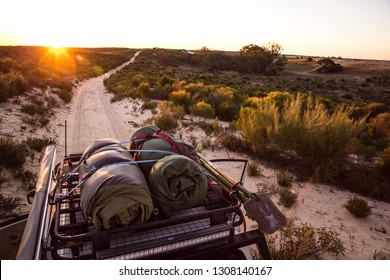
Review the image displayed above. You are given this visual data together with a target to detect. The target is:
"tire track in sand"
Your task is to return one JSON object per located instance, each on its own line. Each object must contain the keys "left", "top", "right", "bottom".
{"left": 69, "top": 52, "right": 140, "bottom": 153}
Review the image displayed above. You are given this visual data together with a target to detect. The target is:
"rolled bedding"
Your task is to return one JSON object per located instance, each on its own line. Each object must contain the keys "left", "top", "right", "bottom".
{"left": 136, "top": 138, "right": 175, "bottom": 175}
{"left": 148, "top": 155, "right": 208, "bottom": 211}
{"left": 78, "top": 144, "right": 133, "bottom": 182}
{"left": 79, "top": 138, "right": 120, "bottom": 163}
{"left": 81, "top": 164, "right": 153, "bottom": 230}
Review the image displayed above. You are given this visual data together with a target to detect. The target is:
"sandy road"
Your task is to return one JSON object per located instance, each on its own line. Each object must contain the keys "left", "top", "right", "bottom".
{"left": 67, "top": 52, "right": 140, "bottom": 153}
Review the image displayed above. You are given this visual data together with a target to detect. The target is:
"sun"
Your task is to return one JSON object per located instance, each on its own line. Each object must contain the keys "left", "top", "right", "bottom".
{"left": 49, "top": 45, "right": 66, "bottom": 53}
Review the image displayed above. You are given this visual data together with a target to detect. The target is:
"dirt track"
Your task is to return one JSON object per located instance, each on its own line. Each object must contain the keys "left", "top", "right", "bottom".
{"left": 67, "top": 52, "right": 140, "bottom": 153}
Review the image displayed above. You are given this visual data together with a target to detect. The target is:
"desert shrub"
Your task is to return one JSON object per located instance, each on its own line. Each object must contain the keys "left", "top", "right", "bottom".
{"left": 0, "top": 137, "right": 27, "bottom": 169}
{"left": 247, "top": 161, "right": 261, "bottom": 176}
{"left": 25, "top": 137, "right": 50, "bottom": 152}
{"left": 263, "top": 91, "right": 293, "bottom": 109}
{"left": 0, "top": 58, "right": 22, "bottom": 73}
{"left": 14, "top": 168, "right": 37, "bottom": 190}
{"left": 316, "top": 58, "right": 343, "bottom": 73}
{"left": 21, "top": 104, "right": 41, "bottom": 115}
{"left": 189, "top": 101, "right": 215, "bottom": 118}
{"left": 130, "top": 74, "right": 146, "bottom": 87}
{"left": 345, "top": 197, "right": 371, "bottom": 218}
{"left": 159, "top": 100, "right": 185, "bottom": 119}
{"left": 278, "top": 188, "right": 298, "bottom": 208}
{"left": 160, "top": 75, "right": 174, "bottom": 87}
{"left": 239, "top": 94, "right": 364, "bottom": 178}
{"left": 56, "top": 89, "right": 72, "bottom": 103}
{"left": 154, "top": 114, "right": 178, "bottom": 131}
{"left": 369, "top": 112, "right": 390, "bottom": 138}
{"left": 212, "top": 117, "right": 220, "bottom": 134}
{"left": 0, "top": 71, "right": 29, "bottom": 102}
{"left": 138, "top": 82, "right": 150, "bottom": 97}
{"left": 169, "top": 90, "right": 191, "bottom": 108}
{"left": 141, "top": 99, "right": 158, "bottom": 110}
{"left": 267, "top": 222, "right": 345, "bottom": 259}
{"left": 276, "top": 170, "right": 292, "bottom": 187}
{"left": 197, "top": 121, "right": 214, "bottom": 135}
{"left": 153, "top": 101, "right": 181, "bottom": 132}
{"left": 242, "top": 97, "right": 263, "bottom": 108}
{"left": 339, "top": 165, "right": 390, "bottom": 202}
{"left": 0, "top": 194, "right": 22, "bottom": 212}
{"left": 364, "top": 103, "right": 388, "bottom": 119}
{"left": 238, "top": 101, "right": 279, "bottom": 152}
{"left": 219, "top": 133, "right": 252, "bottom": 153}
{"left": 377, "top": 145, "right": 390, "bottom": 177}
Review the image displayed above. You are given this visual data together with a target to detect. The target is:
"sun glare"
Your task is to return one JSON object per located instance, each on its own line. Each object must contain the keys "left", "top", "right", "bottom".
{"left": 40, "top": 46, "right": 76, "bottom": 72}
{"left": 49, "top": 45, "right": 66, "bottom": 53}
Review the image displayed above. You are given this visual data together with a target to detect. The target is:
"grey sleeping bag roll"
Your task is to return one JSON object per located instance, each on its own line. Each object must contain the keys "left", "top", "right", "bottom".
{"left": 78, "top": 145, "right": 133, "bottom": 182}
{"left": 79, "top": 138, "right": 120, "bottom": 163}
{"left": 80, "top": 164, "right": 153, "bottom": 230}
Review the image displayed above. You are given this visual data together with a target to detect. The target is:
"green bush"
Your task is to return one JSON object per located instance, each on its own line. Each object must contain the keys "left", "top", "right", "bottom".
{"left": 369, "top": 112, "right": 390, "bottom": 138}
{"left": 238, "top": 94, "right": 364, "bottom": 178}
{"left": 0, "top": 71, "right": 29, "bottom": 102}
{"left": 56, "top": 89, "right": 72, "bottom": 103}
{"left": 154, "top": 113, "right": 178, "bottom": 132}
{"left": 189, "top": 101, "right": 215, "bottom": 118}
{"left": 169, "top": 90, "right": 191, "bottom": 108}
{"left": 278, "top": 188, "right": 298, "bottom": 208}
{"left": 219, "top": 133, "right": 252, "bottom": 153}
{"left": 160, "top": 75, "right": 174, "bottom": 87}
{"left": 0, "top": 137, "right": 27, "bottom": 169}
{"left": 25, "top": 137, "right": 50, "bottom": 152}
{"left": 276, "top": 170, "right": 292, "bottom": 187}
{"left": 141, "top": 100, "right": 158, "bottom": 110}
{"left": 153, "top": 101, "right": 180, "bottom": 132}
{"left": 14, "top": 168, "right": 37, "bottom": 190}
{"left": 345, "top": 197, "right": 371, "bottom": 218}
{"left": 247, "top": 161, "right": 261, "bottom": 176}
{"left": 21, "top": 104, "right": 41, "bottom": 115}
{"left": 138, "top": 82, "right": 150, "bottom": 97}
{"left": 238, "top": 101, "right": 279, "bottom": 152}
{"left": 0, "top": 194, "right": 22, "bottom": 211}
{"left": 267, "top": 222, "right": 345, "bottom": 259}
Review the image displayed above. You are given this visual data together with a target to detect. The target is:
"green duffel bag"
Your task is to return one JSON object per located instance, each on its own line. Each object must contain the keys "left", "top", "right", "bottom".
{"left": 81, "top": 164, "right": 153, "bottom": 230}
{"left": 128, "top": 125, "right": 160, "bottom": 152}
{"left": 149, "top": 155, "right": 208, "bottom": 211}
{"left": 136, "top": 138, "right": 175, "bottom": 175}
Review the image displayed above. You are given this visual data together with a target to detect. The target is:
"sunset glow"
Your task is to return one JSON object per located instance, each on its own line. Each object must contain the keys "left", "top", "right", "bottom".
{"left": 1, "top": 0, "right": 390, "bottom": 60}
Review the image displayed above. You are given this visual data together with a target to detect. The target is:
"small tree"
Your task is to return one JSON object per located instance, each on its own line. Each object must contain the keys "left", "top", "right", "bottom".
{"left": 316, "top": 58, "right": 343, "bottom": 73}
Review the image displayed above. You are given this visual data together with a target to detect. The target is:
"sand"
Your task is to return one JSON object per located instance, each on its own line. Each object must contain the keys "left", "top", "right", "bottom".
{"left": 1, "top": 53, "right": 389, "bottom": 260}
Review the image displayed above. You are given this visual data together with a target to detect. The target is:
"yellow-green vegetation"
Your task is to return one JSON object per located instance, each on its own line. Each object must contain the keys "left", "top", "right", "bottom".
{"left": 276, "top": 170, "right": 292, "bottom": 187}
{"left": 104, "top": 48, "right": 390, "bottom": 203}
{"left": 247, "top": 161, "right": 261, "bottom": 176}
{"left": 267, "top": 222, "right": 345, "bottom": 259}
{"left": 239, "top": 93, "right": 364, "bottom": 170}
{"left": 189, "top": 101, "right": 215, "bottom": 118}
{"left": 153, "top": 101, "right": 184, "bottom": 132}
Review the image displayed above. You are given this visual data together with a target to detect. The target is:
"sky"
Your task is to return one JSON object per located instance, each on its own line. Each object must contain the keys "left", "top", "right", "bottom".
{"left": 1, "top": 0, "right": 389, "bottom": 60}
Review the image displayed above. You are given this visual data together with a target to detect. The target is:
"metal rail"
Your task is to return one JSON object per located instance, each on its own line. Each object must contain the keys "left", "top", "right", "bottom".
{"left": 16, "top": 145, "right": 56, "bottom": 260}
